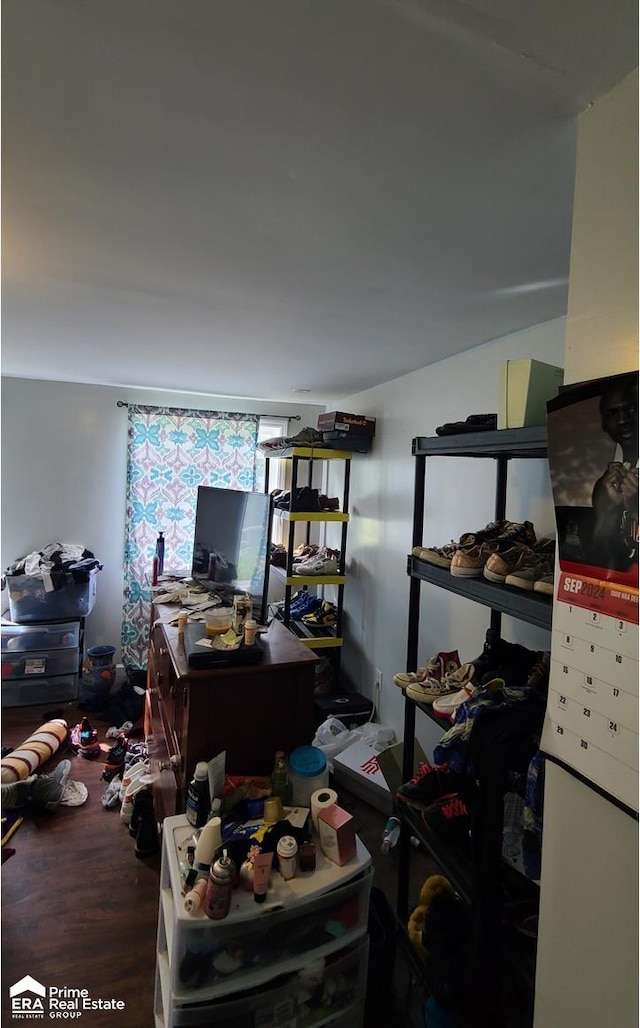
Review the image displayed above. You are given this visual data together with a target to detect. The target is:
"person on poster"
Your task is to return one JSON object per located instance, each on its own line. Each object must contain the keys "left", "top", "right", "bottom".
{"left": 590, "top": 375, "right": 638, "bottom": 571}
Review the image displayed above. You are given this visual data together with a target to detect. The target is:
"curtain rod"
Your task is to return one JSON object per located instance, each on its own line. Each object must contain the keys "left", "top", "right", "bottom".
{"left": 116, "top": 401, "right": 300, "bottom": 421}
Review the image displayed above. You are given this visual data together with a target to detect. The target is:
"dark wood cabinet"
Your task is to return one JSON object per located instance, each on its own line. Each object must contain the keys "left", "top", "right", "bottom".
{"left": 145, "top": 603, "right": 318, "bottom": 815}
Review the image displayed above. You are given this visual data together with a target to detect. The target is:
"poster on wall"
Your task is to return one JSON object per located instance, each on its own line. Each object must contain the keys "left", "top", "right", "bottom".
{"left": 540, "top": 370, "right": 638, "bottom": 818}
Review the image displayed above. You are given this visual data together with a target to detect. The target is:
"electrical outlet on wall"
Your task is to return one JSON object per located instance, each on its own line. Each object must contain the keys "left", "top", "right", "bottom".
{"left": 373, "top": 669, "right": 382, "bottom": 718}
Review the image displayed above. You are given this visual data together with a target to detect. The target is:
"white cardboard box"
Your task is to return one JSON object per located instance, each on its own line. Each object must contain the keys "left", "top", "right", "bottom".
{"left": 498, "top": 358, "right": 564, "bottom": 430}
{"left": 332, "top": 739, "right": 427, "bottom": 814}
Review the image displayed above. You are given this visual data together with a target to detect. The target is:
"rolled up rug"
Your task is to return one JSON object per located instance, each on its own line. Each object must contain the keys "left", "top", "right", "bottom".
{"left": 0, "top": 719, "right": 68, "bottom": 783}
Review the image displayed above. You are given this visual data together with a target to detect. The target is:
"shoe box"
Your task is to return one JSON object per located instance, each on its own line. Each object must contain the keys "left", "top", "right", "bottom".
{"left": 317, "top": 411, "right": 376, "bottom": 436}
{"left": 314, "top": 691, "right": 374, "bottom": 729}
{"left": 321, "top": 431, "right": 372, "bottom": 453}
{"left": 498, "top": 358, "right": 564, "bottom": 429}
{"left": 332, "top": 737, "right": 427, "bottom": 815}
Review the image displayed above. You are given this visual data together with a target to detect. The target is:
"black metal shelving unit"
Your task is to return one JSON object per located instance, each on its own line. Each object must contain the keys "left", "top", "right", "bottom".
{"left": 397, "top": 425, "right": 551, "bottom": 1027}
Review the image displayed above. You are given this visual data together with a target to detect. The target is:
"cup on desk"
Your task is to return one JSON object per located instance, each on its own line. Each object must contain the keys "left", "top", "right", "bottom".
{"left": 244, "top": 619, "right": 258, "bottom": 646}
{"left": 205, "top": 610, "right": 232, "bottom": 638}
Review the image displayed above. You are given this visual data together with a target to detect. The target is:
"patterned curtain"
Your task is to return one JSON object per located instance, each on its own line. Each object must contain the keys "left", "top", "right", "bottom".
{"left": 122, "top": 405, "right": 259, "bottom": 669}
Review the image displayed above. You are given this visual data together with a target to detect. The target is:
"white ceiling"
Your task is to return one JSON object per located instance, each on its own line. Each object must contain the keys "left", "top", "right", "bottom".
{"left": 2, "top": 1, "right": 637, "bottom": 404}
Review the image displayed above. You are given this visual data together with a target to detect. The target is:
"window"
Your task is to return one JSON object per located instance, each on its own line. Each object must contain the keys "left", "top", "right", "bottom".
{"left": 122, "top": 405, "right": 266, "bottom": 669}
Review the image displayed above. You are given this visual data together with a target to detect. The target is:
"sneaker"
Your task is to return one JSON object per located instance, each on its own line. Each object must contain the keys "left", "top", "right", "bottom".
{"left": 302, "top": 601, "right": 337, "bottom": 627}
{"left": 483, "top": 544, "right": 536, "bottom": 583}
{"left": 457, "top": 519, "right": 511, "bottom": 547}
{"left": 412, "top": 542, "right": 459, "bottom": 568}
{"left": 471, "top": 630, "right": 540, "bottom": 687}
{"left": 504, "top": 540, "right": 555, "bottom": 591}
{"left": 421, "top": 794, "right": 472, "bottom": 848}
{"left": 293, "top": 557, "right": 339, "bottom": 576}
{"left": 393, "top": 650, "right": 460, "bottom": 690}
{"left": 532, "top": 571, "right": 555, "bottom": 596}
{"left": 135, "top": 808, "right": 159, "bottom": 858}
{"left": 451, "top": 522, "right": 536, "bottom": 578}
{"left": 396, "top": 760, "right": 456, "bottom": 810}
{"left": 120, "top": 776, "right": 152, "bottom": 825}
{"left": 406, "top": 662, "right": 475, "bottom": 704}
{"left": 432, "top": 681, "right": 479, "bottom": 720}
{"left": 78, "top": 717, "right": 101, "bottom": 759}
{"left": 1, "top": 760, "right": 71, "bottom": 813}
{"left": 292, "top": 596, "right": 323, "bottom": 620}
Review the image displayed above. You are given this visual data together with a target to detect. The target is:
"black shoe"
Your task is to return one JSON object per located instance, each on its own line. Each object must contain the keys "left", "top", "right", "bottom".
{"left": 135, "top": 808, "right": 159, "bottom": 858}
{"left": 129, "top": 787, "right": 154, "bottom": 838}
{"left": 472, "top": 629, "right": 539, "bottom": 687}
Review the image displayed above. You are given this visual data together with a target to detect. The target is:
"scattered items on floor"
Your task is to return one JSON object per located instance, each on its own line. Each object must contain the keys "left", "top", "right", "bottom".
{"left": 1, "top": 759, "right": 73, "bottom": 812}
{"left": 0, "top": 717, "right": 68, "bottom": 783}
{"left": 1, "top": 810, "right": 24, "bottom": 845}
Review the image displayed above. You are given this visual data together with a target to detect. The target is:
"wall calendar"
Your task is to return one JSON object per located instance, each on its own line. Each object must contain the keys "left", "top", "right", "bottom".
{"left": 541, "top": 371, "right": 638, "bottom": 818}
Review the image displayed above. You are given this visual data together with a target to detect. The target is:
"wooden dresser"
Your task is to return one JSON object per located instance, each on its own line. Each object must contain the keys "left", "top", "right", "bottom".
{"left": 144, "top": 603, "right": 318, "bottom": 818}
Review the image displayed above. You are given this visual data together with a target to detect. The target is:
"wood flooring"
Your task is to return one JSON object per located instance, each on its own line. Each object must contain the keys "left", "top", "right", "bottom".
{"left": 1, "top": 701, "right": 431, "bottom": 1028}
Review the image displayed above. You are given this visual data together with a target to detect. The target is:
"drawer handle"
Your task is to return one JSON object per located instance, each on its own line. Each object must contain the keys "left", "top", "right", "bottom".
{"left": 159, "top": 647, "right": 167, "bottom": 657}
{"left": 156, "top": 672, "right": 163, "bottom": 686}
{"left": 148, "top": 686, "right": 159, "bottom": 696}
{"left": 159, "top": 755, "right": 181, "bottom": 771}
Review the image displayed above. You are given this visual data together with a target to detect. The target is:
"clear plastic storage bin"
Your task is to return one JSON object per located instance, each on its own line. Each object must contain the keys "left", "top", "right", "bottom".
{"left": 1, "top": 674, "right": 79, "bottom": 708}
{"left": 5, "top": 570, "right": 98, "bottom": 623}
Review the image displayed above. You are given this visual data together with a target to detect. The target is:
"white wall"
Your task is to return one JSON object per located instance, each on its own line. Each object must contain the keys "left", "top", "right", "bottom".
{"left": 534, "top": 70, "right": 638, "bottom": 1028}
{"left": 332, "top": 317, "right": 565, "bottom": 755}
{"left": 0, "top": 379, "right": 323, "bottom": 657}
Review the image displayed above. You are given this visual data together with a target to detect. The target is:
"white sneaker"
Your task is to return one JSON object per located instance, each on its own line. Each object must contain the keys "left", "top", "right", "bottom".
{"left": 432, "top": 682, "right": 478, "bottom": 720}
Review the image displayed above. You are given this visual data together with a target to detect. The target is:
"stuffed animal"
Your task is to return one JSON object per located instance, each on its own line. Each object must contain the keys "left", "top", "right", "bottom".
{"left": 407, "top": 874, "right": 454, "bottom": 964}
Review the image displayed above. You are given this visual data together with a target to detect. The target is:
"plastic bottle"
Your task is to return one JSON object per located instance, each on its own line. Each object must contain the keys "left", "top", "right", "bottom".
{"left": 271, "top": 751, "right": 289, "bottom": 803}
{"left": 381, "top": 815, "right": 401, "bottom": 854}
{"left": 186, "top": 762, "right": 210, "bottom": 828}
{"left": 155, "top": 531, "right": 165, "bottom": 575}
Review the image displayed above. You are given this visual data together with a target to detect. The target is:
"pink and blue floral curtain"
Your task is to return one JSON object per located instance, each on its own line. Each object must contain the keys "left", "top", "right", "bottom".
{"left": 122, "top": 405, "right": 259, "bottom": 669}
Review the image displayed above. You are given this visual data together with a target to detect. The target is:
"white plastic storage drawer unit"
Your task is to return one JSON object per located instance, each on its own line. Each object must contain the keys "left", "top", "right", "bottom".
{"left": 155, "top": 815, "right": 373, "bottom": 1027}
{"left": 1, "top": 620, "right": 80, "bottom": 706}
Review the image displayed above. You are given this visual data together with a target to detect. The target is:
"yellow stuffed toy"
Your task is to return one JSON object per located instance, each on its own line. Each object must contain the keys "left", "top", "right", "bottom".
{"left": 407, "top": 874, "right": 455, "bottom": 964}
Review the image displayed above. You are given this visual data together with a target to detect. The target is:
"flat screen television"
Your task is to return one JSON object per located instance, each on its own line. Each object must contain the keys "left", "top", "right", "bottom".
{"left": 190, "top": 486, "right": 272, "bottom": 623}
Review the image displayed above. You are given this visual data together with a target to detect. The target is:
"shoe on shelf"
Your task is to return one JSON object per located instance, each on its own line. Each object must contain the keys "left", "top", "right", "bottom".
{"left": 505, "top": 539, "right": 556, "bottom": 591}
{"left": 302, "top": 601, "right": 337, "bottom": 627}
{"left": 483, "top": 544, "right": 536, "bottom": 583}
{"left": 292, "top": 596, "right": 323, "bottom": 620}
{"left": 411, "top": 542, "right": 458, "bottom": 568}
{"left": 451, "top": 522, "right": 537, "bottom": 578}
{"left": 532, "top": 572, "right": 555, "bottom": 596}
{"left": 432, "top": 681, "right": 479, "bottom": 720}
{"left": 293, "top": 557, "right": 339, "bottom": 576}
{"left": 393, "top": 650, "right": 460, "bottom": 690}
{"left": 318, "top": 494, "right": 340, "bottom": 511}
{"left": 450, "top": 542, "right": 498, "bottom": 577}
{"left": 396, "top": 760, "right": 456, "bottom": 810}
{"left": 421, "top": 794, "right": 472, "bottom": 848}
{"left": 406, "top": 662, "right": 475, "bottom": 705}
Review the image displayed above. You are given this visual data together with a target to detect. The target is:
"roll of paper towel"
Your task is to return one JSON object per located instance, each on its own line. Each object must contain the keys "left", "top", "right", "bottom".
{"left": 311, "top": 787, "right": 338, "bottom": 831}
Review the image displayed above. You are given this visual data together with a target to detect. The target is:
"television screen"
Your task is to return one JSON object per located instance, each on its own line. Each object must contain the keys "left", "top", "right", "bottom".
{"left": 190, "top": 486, "right": 272, "bottom": 622}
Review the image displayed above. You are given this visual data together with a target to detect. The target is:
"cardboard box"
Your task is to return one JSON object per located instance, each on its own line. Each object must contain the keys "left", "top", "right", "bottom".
{"left": 317, "top": 803, "right": 357, "bottom": 865}
{"left": 332, "top": 738, "right": 427, "bottom": 815}
{"left": 321, "top": 431, "right": 372, "bottom": 453}
{"left": 376, "top": 740, "right": 428, "bottom": 797}
{"left": 498, "top": 359, "right": 564, "bottom": 430}
{"left": 317, "top": 411, "right": 376, "bottom": 437}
